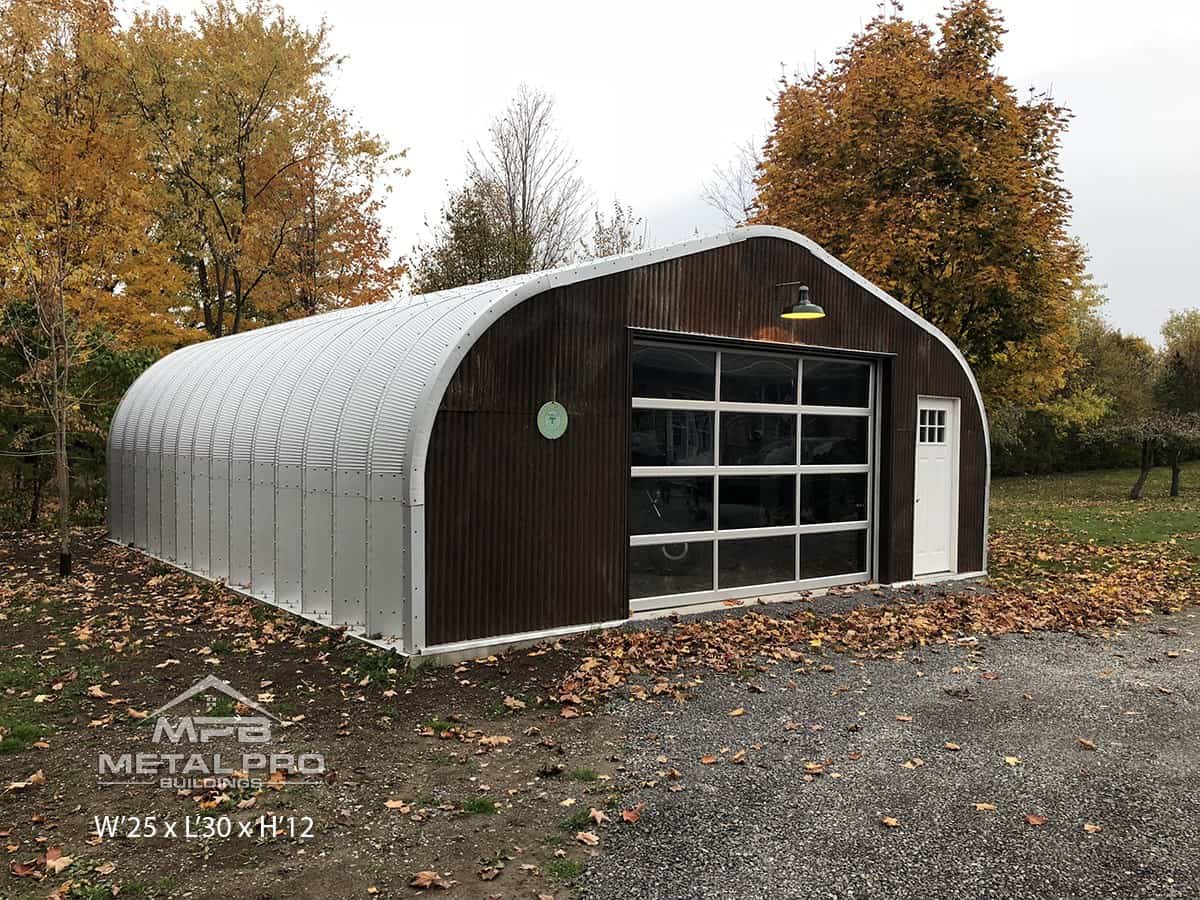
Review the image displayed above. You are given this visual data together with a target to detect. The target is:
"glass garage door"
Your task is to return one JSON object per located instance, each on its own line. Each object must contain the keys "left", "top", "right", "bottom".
{"left": 629, "top": 340, "right": 874, "bottom": 611}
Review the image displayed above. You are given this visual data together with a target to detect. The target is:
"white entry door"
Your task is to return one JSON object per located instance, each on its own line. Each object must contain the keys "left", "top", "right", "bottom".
{"left": 913, "top": 398, "right": 958, "bottom": 577}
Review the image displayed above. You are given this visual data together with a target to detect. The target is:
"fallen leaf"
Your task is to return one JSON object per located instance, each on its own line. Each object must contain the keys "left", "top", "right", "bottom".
{"left": 588, "top": 808, "right": 609, "bottom": 825}
{"left": 9, "top": 858, "right": 40, "bottom": 878}
{"left": 502, "top": 696, "right": 526, "bottom": 710}
{"left": 410, "top": 870, "right": 456, "bottom": 889}
{"left": 1077, "top": 738, "right": 1097, "bottom": 751}
{"left": 943, "top": 742, "right": 961, "bottom": 751}
{"left": 699, "top": 754, "right": 718, "bottom": 765}
{"left": 973, "top": 802, "right": 997, "bottom": 811}
{"left": 1025, "top": 814, "right": 1048, "bottom": 826}
{"left": 1003, "top": 756, "right": 1021, "bottom": 767}
{"left": 622, "top": 803, "right": 646, "bottom": 824}
{"left": 5, "top": 771, "right": 45, "bottom": 793}
{"left": 728, "top": 707, "right": 745, "bottom": 717}
{"left": 881, "top": 816, "right": 900, "bottom": 828}
{"left": 575, "top": 830, "right": 600, "bottom": 846}
{"left": 1083, "top": 822, "right": 1103, "bottom": 834}
{"left": 45, "top": 852, "right": 72, "bottom": 875}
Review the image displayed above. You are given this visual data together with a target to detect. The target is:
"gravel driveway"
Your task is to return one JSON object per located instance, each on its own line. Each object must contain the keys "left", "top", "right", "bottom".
{"left": 584, "top": 609, "right": 1200, "bottom": 900}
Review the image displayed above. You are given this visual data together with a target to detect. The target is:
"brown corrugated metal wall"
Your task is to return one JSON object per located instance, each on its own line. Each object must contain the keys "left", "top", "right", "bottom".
{"left": 425, "top": 237, "right": 987, "bottom": 645}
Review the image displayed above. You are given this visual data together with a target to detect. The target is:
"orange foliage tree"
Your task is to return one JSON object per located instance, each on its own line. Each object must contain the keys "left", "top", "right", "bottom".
{"left": 0, "top": 0, "right": 187, "bottom": 572}
{"left": 753, "top": 1, "right": 1090, "bottom": 409}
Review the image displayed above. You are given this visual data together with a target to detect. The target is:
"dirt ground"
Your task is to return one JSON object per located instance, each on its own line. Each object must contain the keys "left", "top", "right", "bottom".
{"left": 0, "top": 529, "right": 627, "bottom": 899}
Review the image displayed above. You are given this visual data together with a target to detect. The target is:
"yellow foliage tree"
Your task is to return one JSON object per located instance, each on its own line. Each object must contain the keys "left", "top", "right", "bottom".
{"left": 123, "top": 0, "right": 405, "bottom": 337}
{"left": 0, "top": 0, "right": 187, "bottom": 573}
{"left": 753, "top": 1, "right": 1091, "bottom": 409}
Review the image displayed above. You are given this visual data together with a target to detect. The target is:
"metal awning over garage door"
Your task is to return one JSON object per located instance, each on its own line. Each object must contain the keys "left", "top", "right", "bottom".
{"left": 629, "top": 337, "right": 876, "bottom": 611}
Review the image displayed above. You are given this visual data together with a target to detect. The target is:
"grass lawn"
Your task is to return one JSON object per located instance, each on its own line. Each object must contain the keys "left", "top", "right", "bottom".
{"left": 991, "top": 461, "right": 1200, "bottom": 557}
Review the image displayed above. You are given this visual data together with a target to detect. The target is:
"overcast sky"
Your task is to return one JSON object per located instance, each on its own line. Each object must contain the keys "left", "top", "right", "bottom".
{"left": 157, "top": 0, "right": 1200, "bottom": 342}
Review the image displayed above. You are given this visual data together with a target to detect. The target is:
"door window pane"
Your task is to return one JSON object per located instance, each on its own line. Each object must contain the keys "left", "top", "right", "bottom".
{"left": 800, "top": 530, "right": 867, "bottom": 578}
{"left": 801, "top": 415, "right": 868, "bottom": 465}
{"left": 800, "top": 473, "right": 868, "bottom": 524}
{"left": 918, "top": 407, "right": 948, "bottom": 444}
{"left": 718, "top": 536, "right": 796, "bottom": 589}
{"left": 719, "top": 413, "right": 796, "bottom": 465}
{"left": 803, "top": 360, "right": 870, "bottom": 407}
{"left": 630, "top": 541, "right": 714, "bottom": 598}
{"left": 632, "top": 344, "right": 715, "bottom": 400}
{"left": 720, "top": 353, "right": 797, "bottom": 404}
{"left": 630, "top": 477, "right": 713, "bottom": 535}
{"left": 718, "top": 475, "right": 795, "bottom": 529}
{"left": 632, "top": 409, "right": 714, "bottom": 466}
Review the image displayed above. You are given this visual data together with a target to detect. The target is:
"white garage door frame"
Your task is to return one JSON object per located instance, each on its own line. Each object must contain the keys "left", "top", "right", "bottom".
{"left": 628, "top": 337, "right": 880, "bottom": 613}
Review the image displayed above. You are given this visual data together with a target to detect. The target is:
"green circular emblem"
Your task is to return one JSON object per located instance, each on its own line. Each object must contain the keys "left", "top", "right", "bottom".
{"left": 537, "top": 401, "right": 568, "bottom": 440}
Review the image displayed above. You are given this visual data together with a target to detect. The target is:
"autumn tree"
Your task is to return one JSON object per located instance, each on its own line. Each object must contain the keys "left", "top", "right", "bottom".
{"left": 1095, "top": 310, "right": 1200, "bottom": 499}
{"left": 409, "top": 178, "right": 533, "bottom": 294}
{"left": 753, "top": 1, "right": 1088, "bottom": 408}
{"left": 1153, "top": 310, "right": 1200, "bottom": 495}
{"left": 468, "top": 85, "right": 588, "bottom": 272}
{"left": 0, "top": 0, "right": 185, "bottom": 572}
{"left": 583, "top": 199, "right": 645, "bottom": 259}
{"left": 411, "top": 85, "right": 590, "bottom": 292}
{"left": 123, "top": 0, "right": 403, "bottom": 337}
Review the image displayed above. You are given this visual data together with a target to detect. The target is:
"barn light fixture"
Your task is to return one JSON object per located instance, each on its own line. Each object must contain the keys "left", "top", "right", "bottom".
{"left": 778, "top": 282, "right": 825, "bottom": 320}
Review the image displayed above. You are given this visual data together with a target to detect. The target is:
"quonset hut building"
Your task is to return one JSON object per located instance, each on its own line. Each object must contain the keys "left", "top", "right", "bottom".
{"left": 109, "top": 226, "right": 989, "bottom": 658}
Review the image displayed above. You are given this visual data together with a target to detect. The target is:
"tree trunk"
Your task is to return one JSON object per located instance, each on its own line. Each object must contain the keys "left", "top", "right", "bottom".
{"left": 56, "top": 418, "right": 71, "bottom": 576}
{"left": 28, "top": 458, "right": 44, "bottom": 527}
{"left": 1130, "top": 439, "right": 1154, "bottom": 500}
{"left": 1169, "top": 448, "right": 1182, "bottom": 498}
